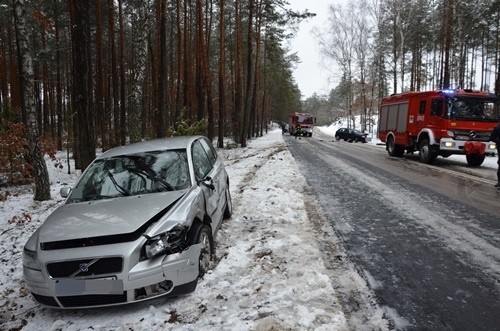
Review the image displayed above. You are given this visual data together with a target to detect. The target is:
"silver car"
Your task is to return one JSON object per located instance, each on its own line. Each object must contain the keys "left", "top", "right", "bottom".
{"left": 22, "top": 136, "right": 232, "bottom": 308}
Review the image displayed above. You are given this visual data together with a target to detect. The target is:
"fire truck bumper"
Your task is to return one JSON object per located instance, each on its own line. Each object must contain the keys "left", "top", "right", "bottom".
{"left": 439, "top": 138, "right": 497, "bottom": 155}
{"left": 302, "top": 128, "right": 312, "bottom": 134}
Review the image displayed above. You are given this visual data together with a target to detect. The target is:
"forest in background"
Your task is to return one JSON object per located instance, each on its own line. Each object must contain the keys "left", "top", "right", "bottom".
{"left": 1, "top": 0, "right": 311, "bottom": 199}
{"left": 304, "top": 0, "right": 500, "bottom": 133}
{"left": 0, "top": 0, "right": 499, "bottom": 200}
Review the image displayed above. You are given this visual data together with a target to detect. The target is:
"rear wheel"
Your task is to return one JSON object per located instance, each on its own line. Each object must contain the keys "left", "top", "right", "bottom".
{"left": 418, "top": 139, "right": 437, "bottom": 164}
{"left": 387, "top": 136, "right": 404, "bottom": 157}
{"left": 466, "top": 154, "right": 485, "bottom": 167}
{"left": 188, "top": 223, "right": 213, "bottom": 278}
{"left": 335, "top": 135, "right": 340, "bottom": 141}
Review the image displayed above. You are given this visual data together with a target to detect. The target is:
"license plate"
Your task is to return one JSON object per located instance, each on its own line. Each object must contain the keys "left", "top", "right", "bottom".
{"left": 55, "top": 278, "right": 123, "bottom": 296}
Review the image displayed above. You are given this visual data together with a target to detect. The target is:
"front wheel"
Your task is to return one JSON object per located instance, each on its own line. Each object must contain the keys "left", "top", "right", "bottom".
{"left": 188, "top": 223, "right": 214, "bottom": 278}
{"left": 418, "top": 139, "right": 437, "bottom": 164}
{"left": 466, "top": 154, "right": 485, "bottom": 167}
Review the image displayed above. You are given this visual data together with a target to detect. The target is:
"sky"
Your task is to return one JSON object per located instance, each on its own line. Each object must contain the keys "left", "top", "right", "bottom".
{"left": 1, "top": 118, "right": 498, "bottom": 330}
{"left": 287, "top": 0, "right": 336, "bottom": 99}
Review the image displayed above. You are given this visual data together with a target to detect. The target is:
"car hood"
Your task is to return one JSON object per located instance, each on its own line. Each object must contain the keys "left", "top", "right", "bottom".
{"left": 38, "top": 191, "right": 186, "bottom": 244}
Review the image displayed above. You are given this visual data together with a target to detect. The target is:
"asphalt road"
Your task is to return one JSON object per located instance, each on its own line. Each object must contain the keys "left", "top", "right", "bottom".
{"left": 285, "top": 131, "right": 500, "bottom": 330}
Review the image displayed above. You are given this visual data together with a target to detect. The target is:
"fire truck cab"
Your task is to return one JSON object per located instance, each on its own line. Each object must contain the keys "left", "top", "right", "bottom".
{"left": 288, "top": 112, "right": 315, "bottom": 137}
{"left": 377, "top": 89, "right": 498, "bottom": 167}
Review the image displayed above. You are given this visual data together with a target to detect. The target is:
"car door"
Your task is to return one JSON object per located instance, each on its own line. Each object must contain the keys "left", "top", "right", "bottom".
{"left": 191, "top": 139, "right": 223, "bottom": 229}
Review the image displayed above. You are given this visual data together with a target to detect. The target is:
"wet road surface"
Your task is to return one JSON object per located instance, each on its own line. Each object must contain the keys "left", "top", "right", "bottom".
{"left": 285, "top": 132, "right": 500, "bottom": 330}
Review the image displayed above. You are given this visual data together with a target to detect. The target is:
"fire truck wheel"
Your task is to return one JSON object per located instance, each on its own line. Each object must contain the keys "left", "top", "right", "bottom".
{"left": 387, "top": 136, "right": 404, "bottom": 157}
{"left": 465, "top": 154, "right": 485, "bottom": 167}
{"left": 418, "top": 139, "right": 437, "bottom": 164}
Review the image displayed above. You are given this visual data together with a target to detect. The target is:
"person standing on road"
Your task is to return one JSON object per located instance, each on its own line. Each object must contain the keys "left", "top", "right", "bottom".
{"left": 294, "top": 125, "right": 302, "bottom": 139}
{"left": 489, "top": 122, "right": 500, "bottom": 187}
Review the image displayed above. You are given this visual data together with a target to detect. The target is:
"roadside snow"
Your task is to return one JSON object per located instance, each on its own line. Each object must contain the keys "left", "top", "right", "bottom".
{"left": 0, "top": 127, "right": 389, "bottom": 331}
{"left": 317, "top": 119, "right": 498, "bottom": 171}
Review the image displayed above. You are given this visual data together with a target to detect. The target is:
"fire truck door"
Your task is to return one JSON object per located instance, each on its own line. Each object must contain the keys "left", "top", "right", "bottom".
{"left": 430, "top": 98, "right": 444, "bottom": 126}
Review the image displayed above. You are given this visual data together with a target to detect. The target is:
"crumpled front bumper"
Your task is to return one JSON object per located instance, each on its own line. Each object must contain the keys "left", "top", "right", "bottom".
{"left": 23, "top": 244, "right": 201, "bottom": 309}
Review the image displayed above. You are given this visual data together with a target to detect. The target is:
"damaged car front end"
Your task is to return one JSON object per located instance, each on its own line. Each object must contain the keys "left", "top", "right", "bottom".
{"left": 22, "top": 136, "right": 231, "bottom": 308}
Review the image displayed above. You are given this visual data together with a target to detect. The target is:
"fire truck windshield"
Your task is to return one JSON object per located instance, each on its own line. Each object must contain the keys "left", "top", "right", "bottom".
{"left": 445, "top": 97, "right": 498, "bottom": 122}
{"left": 298, "top": 115, "right": 313, "bottom": 124}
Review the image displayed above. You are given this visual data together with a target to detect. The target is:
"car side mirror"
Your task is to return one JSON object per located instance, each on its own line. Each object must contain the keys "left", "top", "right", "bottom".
{"left": 199, "top": 176, "right": 215, "bottom": 190}
{"left": 60, "top": 186, "right": 71, "bottom": 198}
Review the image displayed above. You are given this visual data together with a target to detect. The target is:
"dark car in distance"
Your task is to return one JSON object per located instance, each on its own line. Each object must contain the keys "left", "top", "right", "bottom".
{"left": 334, "top": 128, "right": 368, "bottom": 143}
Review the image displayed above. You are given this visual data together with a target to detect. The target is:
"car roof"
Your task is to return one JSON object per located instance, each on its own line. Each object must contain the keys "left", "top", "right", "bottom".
{"left": 97, "top": 136, "right": 204, "bottom": 159}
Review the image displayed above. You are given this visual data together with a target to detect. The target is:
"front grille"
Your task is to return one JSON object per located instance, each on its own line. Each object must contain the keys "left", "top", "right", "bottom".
{"left": 58, "top": 293, "right": 127, "bottom": 307}
{"left": 452, "top": 130, "right": 491, "bottom": 141}
{"left": 31, "top": 293, "right": 60, "bottom": 307}
{"left": 47, "top": 257, "right": 123, "bottom": 278}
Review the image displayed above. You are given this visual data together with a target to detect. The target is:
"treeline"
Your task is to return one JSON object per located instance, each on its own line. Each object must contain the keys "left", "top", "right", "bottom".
{"left": 1, "top": 0, "right": 311, "bottom": 184}
{"left": 307, "top": 0, "right": 500, "bottom": 132}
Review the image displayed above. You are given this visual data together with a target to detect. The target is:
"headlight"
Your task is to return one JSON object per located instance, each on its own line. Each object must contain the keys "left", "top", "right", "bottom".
{"left": 22, "top": 247, "right": 40, "bottom": 270}
{"left": 143, "top": 226, "right": 186, "bottom": 259}
{"left": 441, "top": 141, "right": 455, "bottom": 147}
{"left": 489, "top": 143, "right": 496, "bottom": 150}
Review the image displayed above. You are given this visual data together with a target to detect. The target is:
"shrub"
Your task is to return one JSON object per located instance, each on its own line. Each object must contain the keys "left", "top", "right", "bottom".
{"left": 0, "top": 122, "right": 32, "bottom": 186}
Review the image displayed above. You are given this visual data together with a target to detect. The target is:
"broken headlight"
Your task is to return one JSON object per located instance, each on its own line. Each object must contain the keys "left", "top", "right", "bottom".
{"left": 143, "top": 226, "right": 187, "bottom": 259}
{"left": 22, "top": 247, "right": 40, "bottom": 270}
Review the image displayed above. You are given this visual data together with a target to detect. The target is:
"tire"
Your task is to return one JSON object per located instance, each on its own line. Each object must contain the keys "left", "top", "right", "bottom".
{"left": 466, "top": 154, "right": 485, "bottom": 167}
{"left": 188, "top": 222, "right": 214, "bottom": 278}
{"left": 387, "top": 136, "right": 404, "bottom": 157}
{"left": 223, "top": 186, "right": 232, "bottom": 219}
{"left": 418, "top": 139, "right": 437, "bottom": 164}
{"left": 335, "top": 135, "right": 340, "bottom": 141}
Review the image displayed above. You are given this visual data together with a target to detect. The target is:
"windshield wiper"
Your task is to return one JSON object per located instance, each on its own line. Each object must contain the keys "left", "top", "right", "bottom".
{"left": 128, "top": 168, "right": 173, "bottom": 191}
{"left": 106, "top": 170, "right": 131, "bottom": 196}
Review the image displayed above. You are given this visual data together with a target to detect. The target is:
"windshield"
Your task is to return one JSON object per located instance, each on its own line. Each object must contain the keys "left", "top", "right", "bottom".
{"left": 67, "top": 149, "right": 190, "bottom": 203}
{"left": 298, "top": 115, "right": 313, "bottom": 124}
{"left": 446, "top": 97, "right": 498, "bottom": 121}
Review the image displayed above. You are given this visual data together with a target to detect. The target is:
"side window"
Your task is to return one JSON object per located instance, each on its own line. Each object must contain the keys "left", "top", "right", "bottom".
{"left": 419, "top": 100, "right": 426, "bottom": 115}
{"left": 199, "top": 138, "right": 217, "bottom": 165}
{"left": 431, "top": 98, "right": 443, "bottom": 117}
{"left": 192, "top": 140, "right": 213, "bottom": 179}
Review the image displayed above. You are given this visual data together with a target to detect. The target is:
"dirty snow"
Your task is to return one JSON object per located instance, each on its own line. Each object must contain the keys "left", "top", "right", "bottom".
{"left": 0, "top": 126, "right": 393, "bottom": 331}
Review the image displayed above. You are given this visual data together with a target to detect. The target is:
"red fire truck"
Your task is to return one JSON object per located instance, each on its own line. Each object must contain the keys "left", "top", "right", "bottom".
{"left": 377, "top": 89, "right": 498, "bottom": 167}
{"left": 288, "top": 112, "right": 315, "bottom": 137}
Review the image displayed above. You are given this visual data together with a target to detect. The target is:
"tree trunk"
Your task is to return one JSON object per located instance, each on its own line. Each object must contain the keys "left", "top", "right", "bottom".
{"left": 95, "top": 0, "right": 106, "bottom": 150}
{"left": 13, "top": 0, "right": 51, "bottom": 201}
{"left": 108, "top": 0, "right": 119, "bottom": 146}
{"left": 442, "top": 0, "right": 453, "bottom": 89}
{"left": 241, "top": 0, "right": 253, "bottom": 147}
{"left": 217, "top": 0, "right": 225, "bottom": 148}
{"left": 54, "top": 0, "right": 63, "bottom": 150}
{"left": 118, "top": 0, "right": 127, "bottom": 144}
{"left": 233, "top": 0, "right": 242, "bottom": 144}
{"left": 68, "top": 0, "right": 95, "bottom": 170}
{"left": 156, "top": 0, "right": 166, "bottom": 138}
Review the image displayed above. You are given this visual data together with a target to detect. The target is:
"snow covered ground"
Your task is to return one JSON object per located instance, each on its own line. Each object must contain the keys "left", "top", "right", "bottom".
{"left": 318, "top": 118, "right": 498, "bottom": 171}
{"left": 1, "top": 118, "right": 497, "bottom": 330}
{"left": 0, "top": 125, "right": 393, "bottom": 331}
